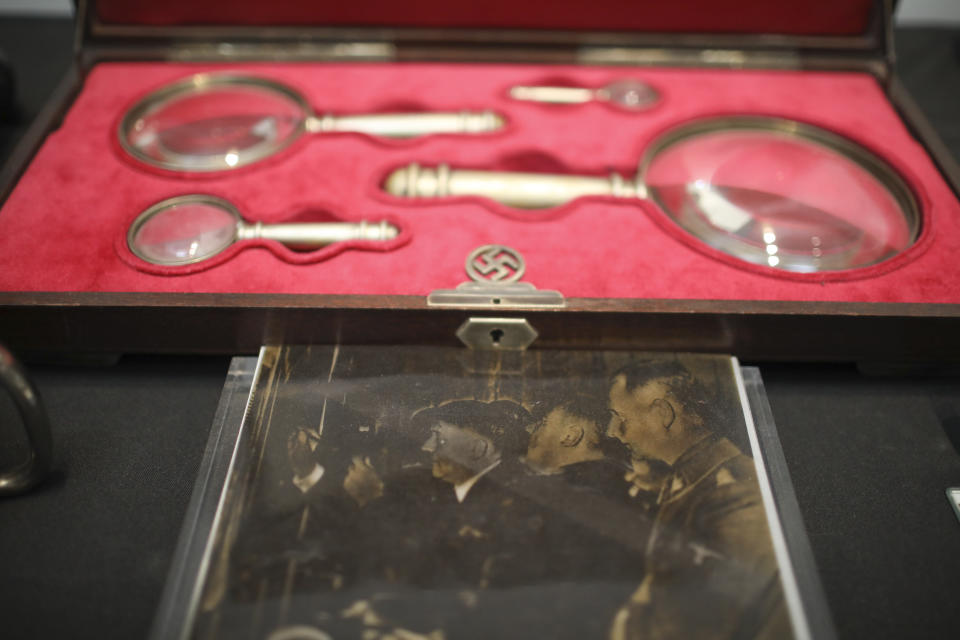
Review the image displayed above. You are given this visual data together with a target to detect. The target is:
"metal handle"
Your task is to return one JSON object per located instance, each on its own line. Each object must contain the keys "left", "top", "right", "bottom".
{"left": 0, "top": 345, "right": 52, "bottom": 496}
{"left": 509, "top": 86, "right": 595, "bottom": 105}
{"left": 383, "top": 163, "right": 642, "bottom": 209}
{"left": 306, "top": 110, "right": 505, "bottom": 138}
{"left": 237, "top": 220, "right": 399, "bottom": 249}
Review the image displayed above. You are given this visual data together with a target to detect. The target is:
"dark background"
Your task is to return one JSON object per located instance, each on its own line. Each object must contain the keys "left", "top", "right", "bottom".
{"left": 1, "top": 15, "right": 959, "bottom": 640}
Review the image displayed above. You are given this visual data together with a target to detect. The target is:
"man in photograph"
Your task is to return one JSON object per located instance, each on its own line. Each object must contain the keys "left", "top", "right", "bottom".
{"left": 606, "top": 360, "right": 792, "bottom": 640}
{"left": 524, "top": 392, "right": 670, "bottom": 513}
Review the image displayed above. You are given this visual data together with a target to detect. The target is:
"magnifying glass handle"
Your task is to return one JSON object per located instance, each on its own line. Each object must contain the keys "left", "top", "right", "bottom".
{"left": 238, "top": 220, "right": 399, "bottom": 249}
{"left": 0, "top": 344, "right": 53, "bottom": 496}
{"left": 509, "top": 86, "right": 596, "bottom": 105}
{"left": 307, "top": 111, "right": 505, "bottom": 138}
{"left": 384, "top": 163, "right": 643, "bottom": 209}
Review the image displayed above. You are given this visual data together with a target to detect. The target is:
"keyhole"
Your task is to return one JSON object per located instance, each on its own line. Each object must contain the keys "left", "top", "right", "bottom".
{"left": 490, "top": 328, "right": 505, "bottom": 345}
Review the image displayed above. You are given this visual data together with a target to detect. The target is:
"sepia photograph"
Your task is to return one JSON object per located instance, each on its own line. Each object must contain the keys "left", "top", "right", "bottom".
{"left": 183, "top": 346, "right": 802, "bottom": 640}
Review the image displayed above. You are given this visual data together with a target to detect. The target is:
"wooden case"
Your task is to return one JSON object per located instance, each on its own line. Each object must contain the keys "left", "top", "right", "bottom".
{"left": 1, "top": 0, "right": 958, "bottom": 360}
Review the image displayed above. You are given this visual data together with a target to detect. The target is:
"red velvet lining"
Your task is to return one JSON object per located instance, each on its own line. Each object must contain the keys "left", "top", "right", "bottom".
{"left": 94, "top": 0, "right": 875, "bottom": 36}
{"left": 1, "top": 62, "right": 958, "bottom": 303}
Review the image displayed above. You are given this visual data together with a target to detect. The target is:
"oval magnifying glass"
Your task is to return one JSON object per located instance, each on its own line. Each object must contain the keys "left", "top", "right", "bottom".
{"left": 119, "top": 73, "right": 506, "bottom": 174}
{"left": 128, "top": 195, "right": 399, "bottom": 266}
{"left": 509, "top": 79, "right": 659, "bottom": 111}
{"left": 384, "top": 116, "right": 919, "bottom": 273}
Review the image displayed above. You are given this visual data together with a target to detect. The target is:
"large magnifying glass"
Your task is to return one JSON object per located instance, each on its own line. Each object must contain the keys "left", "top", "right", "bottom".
{"left": 119, "top": 73, "right": 506, "bottom": 173}
{"left": 128, "top": 195, "right": 399, "bottom": 266}
{"left": 384, "top": 117, "right": 920, "bottom": 273}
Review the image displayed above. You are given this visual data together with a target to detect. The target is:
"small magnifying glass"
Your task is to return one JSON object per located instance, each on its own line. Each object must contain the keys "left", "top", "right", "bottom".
{"left": 509, "top": 79, "right": 659, "bottom": 110}
{"left": 127, "top": 195, "right": 399, "bottom": 266}
{"left": 119, "top": 73, "right": 506, "bottom": 174}
{"left": 384, "top": 116, "right": 920, "bottom": 273}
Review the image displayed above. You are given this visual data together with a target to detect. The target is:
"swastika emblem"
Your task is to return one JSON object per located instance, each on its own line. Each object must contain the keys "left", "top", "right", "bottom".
{"left": 465, "top": 245, "right": 526, "bottom": 284}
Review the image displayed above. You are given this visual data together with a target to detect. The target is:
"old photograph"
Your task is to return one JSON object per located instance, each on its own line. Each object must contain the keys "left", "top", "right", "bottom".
{"left": 188, "top": 346, "right": 798, "bottom": 640}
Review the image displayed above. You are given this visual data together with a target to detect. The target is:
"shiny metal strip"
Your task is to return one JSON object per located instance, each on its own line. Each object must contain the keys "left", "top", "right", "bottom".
{"left": 167, "top": 42, "right": 397, "bottom": 62}
{"left": 578, "top": 47, "right": 802, "bottom": 70}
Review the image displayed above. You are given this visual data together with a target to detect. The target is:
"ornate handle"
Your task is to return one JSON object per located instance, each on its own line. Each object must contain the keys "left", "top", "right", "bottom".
{"left": 384, "top": 163, "right": 642, "bottom": 209}
{"left": 0, "top": 345, "right": 52, "bottom": 496}
{"left": 307, "top": 110, "right": 505, "bottom": 138}
{"left": 236, "top": 220, "right": 399, "bottom": 249}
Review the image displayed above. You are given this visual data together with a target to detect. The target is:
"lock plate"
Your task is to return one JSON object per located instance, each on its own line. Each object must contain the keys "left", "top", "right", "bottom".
{"left": 455, "top": 317, "right": 539, "bottom": 350}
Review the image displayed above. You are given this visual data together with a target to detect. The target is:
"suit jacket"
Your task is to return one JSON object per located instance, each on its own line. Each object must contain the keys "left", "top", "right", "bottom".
{"left": 613, "top": 435, "right": 793, "bottom": 640}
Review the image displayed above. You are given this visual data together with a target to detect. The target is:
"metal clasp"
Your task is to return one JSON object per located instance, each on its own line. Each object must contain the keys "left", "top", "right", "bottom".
{"left": 428, "top": 244, "right": 565, "bottom": 309}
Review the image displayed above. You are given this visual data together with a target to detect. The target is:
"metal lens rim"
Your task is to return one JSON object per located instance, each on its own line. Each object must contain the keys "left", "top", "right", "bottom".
{"left": 637, "top": 115, "right": 922, "bottom": 272}
{"left": 127, "top": 194, "right": 242, "bottom": 266}
{"left": 117, "top": 73, "right": 313, "bottom": 173}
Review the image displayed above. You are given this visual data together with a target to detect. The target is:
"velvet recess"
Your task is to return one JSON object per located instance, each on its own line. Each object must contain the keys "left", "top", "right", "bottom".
{"left": 0, "top": 61, "right": 957, "bottom": 303}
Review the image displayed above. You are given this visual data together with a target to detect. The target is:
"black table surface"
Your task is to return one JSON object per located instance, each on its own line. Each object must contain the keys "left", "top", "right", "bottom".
{"left": 1, "top": 18, "right": 960, "bottom": 640}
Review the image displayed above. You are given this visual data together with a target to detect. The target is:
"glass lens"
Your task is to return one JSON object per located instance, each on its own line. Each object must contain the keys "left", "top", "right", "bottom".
{"left": 600, "top": 79, "right": 659, "bottom": 110}
{"left": 644, "top": 125, "right": 917, "bottom": 272}
{"left": 131, "top": 200, "right": 238, "bottom": 265}
{"left": 122, "top": 79, "right": 307, "bottom": 171}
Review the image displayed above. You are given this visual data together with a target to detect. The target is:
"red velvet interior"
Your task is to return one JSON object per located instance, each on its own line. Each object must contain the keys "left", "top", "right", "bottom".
{"left": 94, "top": 0, "right": 876, "bottom": 36}
{"left": 2, "top": 61, "right": 958, "bottom": 303}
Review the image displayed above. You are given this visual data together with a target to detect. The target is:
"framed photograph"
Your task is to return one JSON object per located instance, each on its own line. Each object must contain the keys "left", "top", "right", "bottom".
{"left": 152, "top": 346, "right": 833, "bottom": 640}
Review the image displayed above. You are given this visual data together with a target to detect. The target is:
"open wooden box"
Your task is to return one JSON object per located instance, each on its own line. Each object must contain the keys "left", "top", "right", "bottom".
{"left": 0, "top": 0, "right": 958, "bottom": 359}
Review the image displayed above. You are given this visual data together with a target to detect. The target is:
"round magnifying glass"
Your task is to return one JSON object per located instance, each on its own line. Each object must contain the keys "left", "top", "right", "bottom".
{"left": 640, "top": 118, "right": 919, "bottom": 272}
{"left": 384, "top": 116, "right": 919, "bottom": 273}
{"left": 128, "top": 195, "right": 399, "bottom": 266}
{"left": 119, "top": 73, "right": 505, "bottom": 174}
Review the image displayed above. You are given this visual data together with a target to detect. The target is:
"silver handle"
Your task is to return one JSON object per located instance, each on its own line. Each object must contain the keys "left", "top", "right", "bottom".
{"left": 509, "top": 86, "right": 595, "bottom": 105}
{"left": 237, "top": 220, "right": 399, "bottom": 249}
{"left": 0, "top": 345, "right": 52, "bottom": 496}
{"left": 384, "top": 163, "right": 642, "bottom": 209}
{"left": 306, "top": 110, "right": 505, "bottom": 138}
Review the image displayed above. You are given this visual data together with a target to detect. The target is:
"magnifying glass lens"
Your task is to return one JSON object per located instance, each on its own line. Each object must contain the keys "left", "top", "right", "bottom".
{"left": 645, "top": 128, "right": 916, "bottom": 271}
{"left": 123, "top": 83, "right": 306, "bottom": 171}
{"left": 131, "top": 201, "right": 238, "bottom": 265}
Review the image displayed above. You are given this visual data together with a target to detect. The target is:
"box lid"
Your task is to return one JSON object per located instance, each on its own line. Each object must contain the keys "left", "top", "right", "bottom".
{"left": 92, "top": 0, "right": 878, "bottom": 36}
{"left": 79, "top": 0, "right": 893, "bottom": 72}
